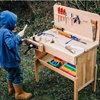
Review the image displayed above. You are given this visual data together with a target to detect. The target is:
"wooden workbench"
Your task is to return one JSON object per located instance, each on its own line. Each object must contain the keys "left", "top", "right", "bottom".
{"left": 29, "top": 4, "right": 100, "bottom": 100}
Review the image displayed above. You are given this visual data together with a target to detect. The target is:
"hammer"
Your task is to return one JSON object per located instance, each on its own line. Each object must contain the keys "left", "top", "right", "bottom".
{"left": 23, "top": 21, "right": 30, "bottom": 32}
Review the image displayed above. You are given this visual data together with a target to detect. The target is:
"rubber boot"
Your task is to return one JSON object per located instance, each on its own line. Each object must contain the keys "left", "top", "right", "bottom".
{"left": 14, "top": 85, "right": 32, "bottom": 100}
{"left": 7, "top": 81, "right": 14, "bottom": 94}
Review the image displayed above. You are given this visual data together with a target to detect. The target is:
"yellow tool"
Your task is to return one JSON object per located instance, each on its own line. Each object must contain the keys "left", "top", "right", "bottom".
{"left": 52, "top": 25, "right": 72, "bottom": 38}
{"left": 53, "top": 25, "right": 64, "bottom": 31}
{"left": 59, "top": 30, "right": 72, "bottom": 38}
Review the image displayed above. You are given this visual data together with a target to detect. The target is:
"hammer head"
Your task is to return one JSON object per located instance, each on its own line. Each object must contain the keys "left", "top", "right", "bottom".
{"left": 23, "top": 21, "right": 30, "bottom": 31}
{"left": 25, "top": 21, "right": 30, "bottom": 26}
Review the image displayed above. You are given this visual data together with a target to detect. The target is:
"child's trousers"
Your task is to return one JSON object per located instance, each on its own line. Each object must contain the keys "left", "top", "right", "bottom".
{"left": 4, "top": 66, "right": 23, "bottom": 86}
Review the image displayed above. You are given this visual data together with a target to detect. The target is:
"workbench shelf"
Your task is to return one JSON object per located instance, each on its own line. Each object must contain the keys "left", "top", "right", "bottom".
{"left": 38, "top": 53, "right": 77, "bottom": 81}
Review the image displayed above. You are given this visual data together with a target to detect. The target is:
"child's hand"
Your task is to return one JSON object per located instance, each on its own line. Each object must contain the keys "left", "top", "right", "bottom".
{"left": 18, "top": 30, "right": 25, "bottom": 37}
{"left": 21, "top": 38, "right": 27, "bottom": 43}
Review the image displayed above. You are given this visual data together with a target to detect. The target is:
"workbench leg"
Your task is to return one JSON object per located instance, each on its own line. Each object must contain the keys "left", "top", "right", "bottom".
{"left": 34, "top": 56, "right": 39, "bottom": 82}
{"left": 74, "top": 79, "right": 78, "bottom": 100}
{"left": 92, "top": 65, "right": 97, "bottom": 92}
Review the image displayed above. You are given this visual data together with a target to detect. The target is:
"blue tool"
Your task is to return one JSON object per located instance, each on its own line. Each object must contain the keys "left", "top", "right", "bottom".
{"left": 65, "top": 39, "right": 72, "bottom": 44}
{"left": 48, "top": 59, "right": 61, "bottom": 68}
{"left": 65, "top": 36, "right": 86, "bottom": 44}
{"left": 74, "top": 15, "right": 80, "bottom": 24}
{"left": 65, "top": 36, "right": 78, "bottom": 44}
{"left": 43, "top": 33, "right": 55, "bottom": 37}
{"left": 37, "top": 32, "right": 55, "bottom": 37}
{"left": 71, "top": 36, "right": 79, "bottom": 41}
{"left": 37, "top": 32, "right": 43, "bottom": 36}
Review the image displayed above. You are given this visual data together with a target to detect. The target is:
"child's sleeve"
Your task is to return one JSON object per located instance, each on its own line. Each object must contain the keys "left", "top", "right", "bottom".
{"left": 4, "top": 30, "right": 22, "bottom": 49}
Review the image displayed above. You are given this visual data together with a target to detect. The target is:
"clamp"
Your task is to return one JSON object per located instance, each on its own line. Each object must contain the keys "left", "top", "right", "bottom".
{"left": 23, "top": 39, "right": 38, "bottom": 55}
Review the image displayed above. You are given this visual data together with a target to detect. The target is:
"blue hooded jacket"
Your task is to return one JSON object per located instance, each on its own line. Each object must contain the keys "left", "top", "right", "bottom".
{"left": 0, "top": 10, "right": 22, "bottom": 68}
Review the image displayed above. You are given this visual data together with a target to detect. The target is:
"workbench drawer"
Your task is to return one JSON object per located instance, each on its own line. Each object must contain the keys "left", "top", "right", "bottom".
{"left": 38, "top": 53, "right": 77, "bottom": 82}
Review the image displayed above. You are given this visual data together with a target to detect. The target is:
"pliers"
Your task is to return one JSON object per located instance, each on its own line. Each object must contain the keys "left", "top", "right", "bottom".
{"left": 74, "top": 15, "right": 80, "bottom": 24}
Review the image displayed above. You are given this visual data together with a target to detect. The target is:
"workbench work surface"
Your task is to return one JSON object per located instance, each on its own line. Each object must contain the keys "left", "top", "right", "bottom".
{"left": 34, "top": 28, "right": 98, "bottom": 64}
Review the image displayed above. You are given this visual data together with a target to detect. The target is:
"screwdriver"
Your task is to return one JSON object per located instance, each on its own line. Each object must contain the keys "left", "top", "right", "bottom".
{"left": 65, "top": 36, "right": 86, "bottom": 44}
{"left": 58, "top": 7, "right": 60, "bottom": 22}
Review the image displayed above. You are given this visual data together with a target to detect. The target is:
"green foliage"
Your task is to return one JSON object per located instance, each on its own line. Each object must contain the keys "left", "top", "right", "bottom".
{"left": 68, "top": 0, "right": 100, "bottom": 14}
{"left": 35, "top": 2, "right": 43, "bottom": 9}
{"left": 93, "top": 7, "right": 100, "bottom": 15}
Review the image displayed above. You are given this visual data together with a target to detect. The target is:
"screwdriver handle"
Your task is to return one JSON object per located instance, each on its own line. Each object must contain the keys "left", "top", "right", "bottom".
{"left": 65, "top": 46, "right": 75, "bottom": 54}
{"left": 59, "top": 30, "right": 72, "bottom": 38}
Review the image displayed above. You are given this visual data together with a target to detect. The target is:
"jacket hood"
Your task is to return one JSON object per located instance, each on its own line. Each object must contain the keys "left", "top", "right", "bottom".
{"left": 0, "top": 10, "right": 17, "bottom": 30}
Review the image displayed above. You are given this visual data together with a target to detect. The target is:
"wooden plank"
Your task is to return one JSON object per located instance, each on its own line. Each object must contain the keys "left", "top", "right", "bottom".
{"left": 91, "top": 48, "right": 97, "bottom": 79}
{"left": 76, "top": 53, "right": 86, "bottom": 89}
{"left": 78, "top": 79, "right": 94, "bottom": 91}
{"left": 85, "top": 50, "right": 92, "bottom": 82}
{"left": 76, "top": 47, "right": 97, "bottom": 90}
{"left": 92, "top": 65, "right": 97, "bottom": 92}
{"left": 34, "top": 56, "right": 40, "bottom": 82}
{"left": 44, "top": 44, "right": 76, "bottom": 64}
{"left": 85, "top": 47, "right": 97, "bottom": 83}
{"left": 34, "top": 50, "right": 48, "bottom": 82}
{"left": 74, "top": 79, "right": 78, "bottom": 100}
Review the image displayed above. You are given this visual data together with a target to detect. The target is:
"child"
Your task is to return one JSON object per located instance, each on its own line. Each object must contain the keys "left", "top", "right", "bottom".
{"left": 0, "top": 10, "right": 32, "bottom": 99}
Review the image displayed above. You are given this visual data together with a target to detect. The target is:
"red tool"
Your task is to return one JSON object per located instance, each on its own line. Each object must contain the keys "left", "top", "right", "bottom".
{"left": 60, "top": 8, "right": 63, "bottom": 21}
{"left": 63, "top": 9, "right": 66, "bottom": 21}
{"left": 58, "top": 7, "right": 60, "bottom": 22}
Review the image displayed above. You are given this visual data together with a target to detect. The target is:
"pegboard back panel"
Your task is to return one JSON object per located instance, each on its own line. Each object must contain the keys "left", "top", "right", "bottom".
{"left": 53, "top": 4, "right": 100, "bottom": 42}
